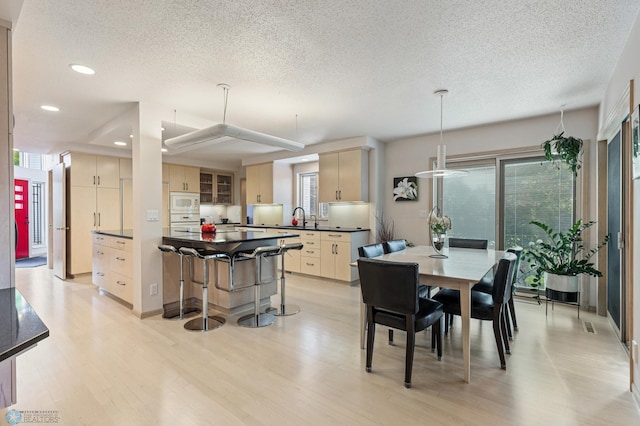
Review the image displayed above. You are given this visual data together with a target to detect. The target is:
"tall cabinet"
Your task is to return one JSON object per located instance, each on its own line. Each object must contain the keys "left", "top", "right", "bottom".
{"left": 319, "top": 148, "right": 368, "bottom": 202}
{"left": 63, "top": 152, "right": 121, "bottom": 276}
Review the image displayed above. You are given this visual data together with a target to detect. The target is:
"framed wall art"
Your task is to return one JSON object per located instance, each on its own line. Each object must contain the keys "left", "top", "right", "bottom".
{"left": 393, "top": 176, "right": 418, "bottom": 201}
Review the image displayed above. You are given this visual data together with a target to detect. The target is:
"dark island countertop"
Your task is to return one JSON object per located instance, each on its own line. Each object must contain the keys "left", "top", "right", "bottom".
{"left": 162, "top": 229, "right": 300, "bottom": 255}
{"left": 0, "top": 288, "right": 49, "bottom": 362}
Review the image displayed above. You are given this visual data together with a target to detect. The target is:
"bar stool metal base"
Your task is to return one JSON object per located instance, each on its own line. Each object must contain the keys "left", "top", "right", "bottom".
{"left": 162, "top": 306, "right": 201, "bottom": 320}
{"left": 237, "top": 312, "right": 276, "bottom": 328}
{"left": 184, "top": 315, "right": 226, "bottom": 332}
{"left": 266, "top": 304, "right": 300, "bottom": 317}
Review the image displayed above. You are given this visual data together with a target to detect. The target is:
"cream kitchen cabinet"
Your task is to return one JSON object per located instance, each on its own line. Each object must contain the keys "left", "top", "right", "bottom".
{"left": 63, "top": 152, "right": 122, "bottom": 276}
{"left": 246, "top": 163, "right": 274, "bottom": 204}
{"left": 299, "top": 230, "right": 321, "bottom": 276}
{"left": 200, "top": 169, "right": 234, "bottom": 204}
{"left": 320, "top": 231, "right": 368, "bottom": 281}
{"left": 169, "top": 164, "right": 199, "bottom": 193}
{"left": 319, "top": 149, "right": 368, "bottom": 202}
{"left": 268, "top": 228, "right": 301, "bottom": 273}
{"left": 92, "top": 233, "right": 133, "bottom": 305}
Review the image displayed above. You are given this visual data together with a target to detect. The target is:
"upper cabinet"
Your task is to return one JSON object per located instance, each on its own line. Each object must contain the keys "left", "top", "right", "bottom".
{"left": 200, "top": 170, "right": 234, "bottom": 204}
{"left": 246, "top": 163, "right": 274, "bottom": 204}
{"left": 319, "top": 149, "right": 368, "bottom": 202}
{"left": 168, "top": 164, "right": 199, "bottom": 193}
{"left": 69, "top": 152, "right": 120, "bottom": 189}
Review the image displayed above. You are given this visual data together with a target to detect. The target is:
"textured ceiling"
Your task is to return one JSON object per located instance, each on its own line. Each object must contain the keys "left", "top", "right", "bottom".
{"left": 9, "top": 0, "right": 640, "bottom": 165}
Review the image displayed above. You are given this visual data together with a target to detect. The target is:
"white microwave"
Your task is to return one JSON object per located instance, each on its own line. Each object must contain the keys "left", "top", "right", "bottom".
{"left": 170, "top": 192, "right": 200, "bottom": 213}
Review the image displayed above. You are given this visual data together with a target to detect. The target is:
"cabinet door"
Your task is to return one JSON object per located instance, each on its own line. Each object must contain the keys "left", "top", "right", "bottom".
{"left": 320, "top": 240, "right": 336, "bottom": 278}
{"left": 162, "top": 182, "right": 170, "bottom": 227}
{"left": 337, "top": 149, "right": 363, "bottom": 201}
{"left": 215, "top": 172, "right": 233, "bottom": 204}
{"left": 319, "top": 152, "right": 340, "bottom": 202}
{"left": 69, "top": 186, "right": 96, "bottom": 274}
{"left": 92, "top": 244, "right": 110, "bottom": 287}
{"left": 183, "top": 166, "right": 200, "bottom": 193}
{"left": 333, "top": 241, "right": 353, "bottom": 281}
{"left": 96, "top": 155, "right": 120, "bottom": 188}
{"left": 96, "top": 187, "right": 120, "bottom": 230}
{"left": 246, "top": 164, "right": 261, "bottom": 203}
{"left": 169, "top": 164, "right": 186, "bottom": 192}
{"left": 70, "top": 153, "right": 97, "bottom": 187}
{"left": 200, "top": 171, "right": 213, "bottom": 204}
{"left": 259, "top": 163, "right": 273, "bottom": 203}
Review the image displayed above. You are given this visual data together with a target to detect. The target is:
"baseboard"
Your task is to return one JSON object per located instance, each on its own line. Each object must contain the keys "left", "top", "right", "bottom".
{"left": 632, "top": 382, "right": 640, "bottom": 412}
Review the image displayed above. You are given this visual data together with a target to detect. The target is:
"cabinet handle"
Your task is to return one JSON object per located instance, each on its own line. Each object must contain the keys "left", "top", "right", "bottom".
{"left": 335, "top": 244, "right": 338, "bottom": 254}
{"left": 116, "top": 241, "right": 126, "bottom": 245}
{"left": 116, "top": 280, "right": 126, "bottom": 286}
{"left": 98, "top": 213, "right": 101, "bottom": 226}
{"left": 306, "top": 250, "right": 314, "bottom": 254}
{"left": 97, "top": 272, "right": 104, "bottom": 276}
{"left": 97, "top": 176, "right": 101, "bottom": 185}
{"left": 307, "top": 241, "right": 315, "bottom": 245}
{"left": 93, "top": 213, "right": 96, "bottom": 227}
{"left": 97, "top": 250, "right": 103, "bottom": 255}
{"left": 328, "top": 234, "right": 342, "bottom": 238}
{"left": 335, "top": 190, "right": 338, "bottom": 200}
{"left": 93, "top": 176, "right": 96, "bottom": 185}
{"left": 115, "top": 257, "right": 126, "bottom": 261}
{"left": 306, "top": 262, "right": 315, "bottom": 266}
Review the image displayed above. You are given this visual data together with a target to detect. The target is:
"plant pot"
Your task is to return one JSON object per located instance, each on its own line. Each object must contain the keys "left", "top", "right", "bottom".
{"left": 543, "top": 272, "right": 579, "bottom": 293}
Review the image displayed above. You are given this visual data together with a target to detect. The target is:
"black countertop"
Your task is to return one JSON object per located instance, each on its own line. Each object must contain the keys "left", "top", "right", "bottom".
{"left": 245, "top": 224, "right": 369, "bottom": 233}
{"left": 162, "top": 229, "right": 299, "bottom": 255}
{"left": 0, "top": 288, "right": 49, "bottom": 362}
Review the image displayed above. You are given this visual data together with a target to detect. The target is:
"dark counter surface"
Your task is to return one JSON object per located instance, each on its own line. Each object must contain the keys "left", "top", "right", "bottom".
{"left": 245, "top": 224, "right": 369, "bottom": 233}
{"left": 162, "top": 229, "right": 299, "bottom": 255}
{"left": 0, "top": 287, "right": 49, "bottom": 362}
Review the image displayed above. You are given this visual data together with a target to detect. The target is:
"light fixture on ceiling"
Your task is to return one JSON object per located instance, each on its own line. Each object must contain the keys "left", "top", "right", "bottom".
{"left": 69, "top": 64, "right": 95, "bottom": 75}
{"left": 415, "top": 89, "right": 468, "bottom": 178}
{"left": 41, "top": 105, "right": 60, "bottom": 112}
{"left": 164, "top": 83, "right": 305, "bottom": 152}
{"left": 114, "top": 141, "right": 127, "bottom": 146}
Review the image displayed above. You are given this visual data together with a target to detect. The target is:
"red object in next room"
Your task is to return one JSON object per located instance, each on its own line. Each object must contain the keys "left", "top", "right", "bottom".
{"left": 14, "top": 179, "right": 29, "bottom": 259}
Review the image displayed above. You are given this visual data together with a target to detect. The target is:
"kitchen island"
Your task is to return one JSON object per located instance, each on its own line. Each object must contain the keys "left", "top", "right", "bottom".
{"left": 161, "top": 229, "right": 300, "bottom": 315}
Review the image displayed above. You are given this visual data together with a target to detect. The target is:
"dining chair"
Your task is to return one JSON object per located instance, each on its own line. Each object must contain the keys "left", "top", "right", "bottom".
{"left": 439, "top": 238, "right": 488, "bottom": 332}
{"left": 358, "top": 243, "right": 385, "bottom": 258}
{"left": 357, "top": 258, "right": 443, "bottom": 388}
{"left": 472, "top": 246, "right": 523, "bottom": 339}
{"left": 448, "top": 238, "right": 488, "bottom": 249}
{"left": 432, "top": 252, "right": 516, "bottom": 369}
{"left": 383, "top": 239, "right": 407, "bottom": 253}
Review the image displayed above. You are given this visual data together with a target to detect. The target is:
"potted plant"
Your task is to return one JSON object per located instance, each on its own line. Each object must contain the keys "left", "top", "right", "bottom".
{"left": 541, "top": 132, "right": 584, "bottom": 177}
{"left": 522, "top": 219, "right": 608, "bottom": 302}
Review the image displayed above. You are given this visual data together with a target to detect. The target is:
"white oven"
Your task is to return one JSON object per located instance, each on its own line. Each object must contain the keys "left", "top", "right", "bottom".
{"left": 170, "top": 192, "right": 200, "bottom": 228}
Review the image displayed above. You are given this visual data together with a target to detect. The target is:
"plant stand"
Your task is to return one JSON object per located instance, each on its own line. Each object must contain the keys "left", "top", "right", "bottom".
{"left": 544, "top": 273, "right": 580, "bottom": 318}
{"left": 546, "top": 288, "right": 580, "bottom": 318}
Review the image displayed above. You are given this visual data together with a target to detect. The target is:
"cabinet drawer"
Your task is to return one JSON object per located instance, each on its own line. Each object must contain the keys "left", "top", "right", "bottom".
{"left": 107, "top": 271, "right": 133, "bottom": 303}
{"left": 321, "top": 232, "right": 351, "bottom": 243}
{"left": 300, "top": 256, "right": 321, "bottom": 275}
{"left": 110, "top": 250, "right": 133, "bottom": 276}
{"left": 93, "top": 233, "right": 109, "bottom": 247}
{"left": 300, "top": 239, "right": 320, "bottom": 249}
{"left": 92, "top": 269, "right": 109, "bottom": 287}
{"left": 110, "top": 237, "right": 133, "bottom": 251}
{"left": 301, "top": 247, "right": 320, "bottom": 258}
{"left": 300, "top": 231, "right": 320, "bottom": 241}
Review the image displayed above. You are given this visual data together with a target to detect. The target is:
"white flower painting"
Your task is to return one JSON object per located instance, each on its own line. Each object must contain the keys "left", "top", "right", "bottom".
{"left": 393, "top": 176, "right": 418, "bottom": 201}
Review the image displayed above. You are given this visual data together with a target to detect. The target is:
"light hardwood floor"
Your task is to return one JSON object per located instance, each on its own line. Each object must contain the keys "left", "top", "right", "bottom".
{"left": 2, "top": 266, "right": 640, "bottom": 425}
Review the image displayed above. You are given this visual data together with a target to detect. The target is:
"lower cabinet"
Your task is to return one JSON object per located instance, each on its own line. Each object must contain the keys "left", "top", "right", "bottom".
{"left": 299, "top": 231, "right": 321, "bottom": 276}
{"left": 320, "top": 232, "right": 365, "bottom": 282}
{"left": 268, "top": 228, "right": 301, "bottom": 273}
{"left": 92, "top": 233, "right": 133, "bottom": 305}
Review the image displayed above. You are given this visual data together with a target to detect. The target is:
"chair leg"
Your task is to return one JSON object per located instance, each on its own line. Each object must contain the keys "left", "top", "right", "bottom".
{"left": 366, "top": 317, "right": 375, "bottom": 373}
{"left": 508, "top": 297, "right": 518, "bottom": 331}
{"left": 492, "top": 309, "right": 506, "bottom": 369}
{"left": 444, "top": 313, "right": 449, "bottom": 335}
{"left": 505, "top": 305, "right": 513, "bottom": 341}
{"left": 388, "top": 329, "right": 394, "bottom": 345}
{"left": 501, "top": 309, "right": 510, "bottom": 355}
{"left": 404, "top": 318, "right": 415, "bottom": 388}
{"left": 434, "top": 318, "right": 442, "bottom": 360}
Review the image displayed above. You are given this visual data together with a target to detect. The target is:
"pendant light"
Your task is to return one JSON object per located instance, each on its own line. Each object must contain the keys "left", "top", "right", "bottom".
{"left": 415, "top": 89, "right": 468, "bottom": 178}
{"left": 165, "top": 84, "right": 305, "bottom": 152}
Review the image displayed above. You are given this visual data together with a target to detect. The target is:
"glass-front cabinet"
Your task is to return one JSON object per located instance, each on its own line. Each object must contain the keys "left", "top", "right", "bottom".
{"left": 200, "top": 170, "right": 233, "bottom": 204}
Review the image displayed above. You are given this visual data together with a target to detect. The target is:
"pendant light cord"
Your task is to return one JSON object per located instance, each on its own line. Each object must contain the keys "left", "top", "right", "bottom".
{"left": 222, "top": 86, "right": 229, "bottom": 124}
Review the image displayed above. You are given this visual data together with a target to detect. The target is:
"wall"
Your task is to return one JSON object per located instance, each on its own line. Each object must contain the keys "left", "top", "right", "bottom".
{"left": 599, "top": 9, "right": 640, "bottom": 399}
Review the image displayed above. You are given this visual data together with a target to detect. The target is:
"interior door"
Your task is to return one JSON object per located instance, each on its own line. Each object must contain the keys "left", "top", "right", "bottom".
{"left": 52, "top": 163, "right": 67, "bottom": 279}
{"left": 14, "top": 179, "right": 29, "bottom": 259}
{"left": 607, "top": 130, "right": 622, "bottom": 330}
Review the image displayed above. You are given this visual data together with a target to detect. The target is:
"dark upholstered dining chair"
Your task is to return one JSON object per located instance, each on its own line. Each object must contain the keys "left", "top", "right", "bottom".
{"left": 357, "top": 258, "right": 443, "bottom": 388}
{"left": 448, "top": 238, "right": 488, "bottom": 249}
{"left": 358, "top": 243, "right": 385, "bottom": 258}
{"left": 472, "top": 246, "right": 523, "bottom": 339}
{"left": 432, "top": 253, "right": 517, "bottom": 369}
{"left": 383, "top": 239, "right": 406, "bottom": 253}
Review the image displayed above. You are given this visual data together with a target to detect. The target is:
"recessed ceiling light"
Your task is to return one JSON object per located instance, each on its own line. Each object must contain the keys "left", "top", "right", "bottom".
{"left": 13, "top": 148, "right": 19, "bottom": 152}
{"left": 301, "top": 158, "right": 309, "bottom": 162}
{"left": 129, "top": 134, "right": 133, "bottom": 138}
{"left": 41, "top": 105, "right": 59, "bottom": 112}
{"left": 161, "top": 148, "right": 168, "bottom": 152}
{"left": 70, "top": 64, "right": 95, "bottom": 75}
{"left": 114, "top": 141, "right": 127, "bottom": 146}
{"left": 161, "top": 127, "right": 165, "bottom": 131}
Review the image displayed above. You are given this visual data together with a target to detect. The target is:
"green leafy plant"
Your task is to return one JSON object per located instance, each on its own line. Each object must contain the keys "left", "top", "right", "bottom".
{"left": 541, "top": 132, "right": 584, "bottom": 177}
{"left": 522, "top": 219, "right": 608, "bottom": 289}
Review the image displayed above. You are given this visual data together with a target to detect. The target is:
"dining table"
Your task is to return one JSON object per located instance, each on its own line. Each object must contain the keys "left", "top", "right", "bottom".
{"left": 358, "top": 245, "right": 504, "bottom": 383}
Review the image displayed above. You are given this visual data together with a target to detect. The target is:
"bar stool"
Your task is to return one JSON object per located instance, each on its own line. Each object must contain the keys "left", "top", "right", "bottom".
{"left": 238, "top": 246, "right": 281, "bottom": 328}
{"left": 270, "top": 242, "right": 303, "bottom": 316}
{"left": 158, "top": 244, "right": 201, "bottom": 320}
{"left": 179, "top": 247, "right": 226, "bottom": 332}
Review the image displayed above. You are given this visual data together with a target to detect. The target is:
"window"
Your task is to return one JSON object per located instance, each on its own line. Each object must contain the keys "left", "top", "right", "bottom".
{"left": 437, "top": 153, "right": 575, "bottom": 289}
{"left": 298, "top": 172, "right": 328, "bottom": 218}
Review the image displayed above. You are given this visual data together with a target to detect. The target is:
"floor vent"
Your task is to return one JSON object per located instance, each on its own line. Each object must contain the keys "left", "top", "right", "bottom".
{"left": 583, "top": 321, "right": 597, "bottom": 334}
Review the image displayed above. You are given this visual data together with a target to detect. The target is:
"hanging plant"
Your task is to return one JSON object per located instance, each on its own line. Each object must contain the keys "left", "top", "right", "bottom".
{"left": 541, "top": 131, "right": 583, "bottom": 177}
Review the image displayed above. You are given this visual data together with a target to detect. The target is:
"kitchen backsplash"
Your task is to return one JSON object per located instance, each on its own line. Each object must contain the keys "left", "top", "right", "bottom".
{"left": 327, "top": 203, "right": 369, "bottom": 229}
{"left": 200, "top": 204, "right": 242, "bottom": 223}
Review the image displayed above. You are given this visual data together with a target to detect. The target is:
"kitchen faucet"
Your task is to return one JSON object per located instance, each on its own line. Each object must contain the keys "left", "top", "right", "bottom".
{"left": 292, "top": 207, "right": 307, "bottom": 229}
{"left": 310, "top": 215, "right": 318, "bottom": 229}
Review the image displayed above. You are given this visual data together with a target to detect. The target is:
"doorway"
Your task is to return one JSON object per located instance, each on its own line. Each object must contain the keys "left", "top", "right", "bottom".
{"left": 607, "top": 130, "right": 622, "bottom": 332}
{"left": 14, "top": 178, "right": 29, "bottom": 259}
